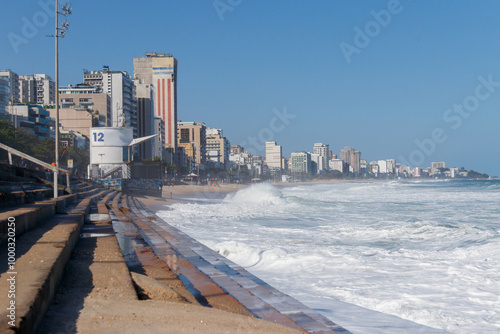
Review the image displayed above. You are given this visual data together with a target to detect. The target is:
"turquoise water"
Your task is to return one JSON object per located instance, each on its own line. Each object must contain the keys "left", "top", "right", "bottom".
{"left": 157, "top": 179, "right": 500, "bottom": 333}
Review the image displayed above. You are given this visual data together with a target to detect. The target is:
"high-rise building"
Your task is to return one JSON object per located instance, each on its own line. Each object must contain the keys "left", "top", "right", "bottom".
{"left": 34, "top": 74, "right": 55, "bottom": 106}
{"left": 329, "top": 159, "right": 344, "bottom": 173}
{"left": 177, "top": 121, "right": 206, "bottom": 165}
{"left": 153, "top": 118, "right": 165, "bottom": 159}
{"left": 340, "top": 146, "right": 354, "bottom": 165}
{"left": 19, "top": 75, "right": 36, "bottom": 104}
{"left": 57, "top": 84, "right": 112, "bottom": 136}
{"left": 134, "top": 52, "right": 178, "bottom": 150}
{"left": 0, "top": 70, "right": 20, "bottom": 104}
{"left": 386, "top": 159, "right": 396, "bottom": 174}
{"left": 290, "top": 152, "right": 312, "bottom": 174}
{"left": 206, "top": 128, "right": 230, "bottom": 168}
{"left": 378, "top": 160, "right": 388, "bottom": 174}
{"left": 431, "top": 162, "right": 446, "bottom": 174}
{"left": 313, "top": 143, "right": 329, "bottom": 156}
{"left": 19, "top": 74, "right": 55, "bottom": 106}
{"left": 135, "top": 82, "right": 155, "bottom": 159}
{"left": 0, "top": 78, "right": 8, "bottom": 114}
{"left": 313, "top": 143, "right": 329, "bottom": 171}
{"left": 340, "top": 146, "right": 361, "bottom": 174}
{"left": 351, "top": 150, "right": 361, "bottom": 173}
{"left": 83, "top": 67, "right": 137, "bottom": 136}
{"left": 265, "top": 141, "right": 282, "bottom": 169}
{"left": 53, "top": 84, "right": 108, "bottom": 158}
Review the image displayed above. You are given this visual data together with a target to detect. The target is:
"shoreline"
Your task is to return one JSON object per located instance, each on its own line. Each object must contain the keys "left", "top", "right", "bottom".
{"left": 135, "top": 178, "right": 394, "bottom": 212}
{"left": 135, "top": 183, "right": 248, "bottom": 212}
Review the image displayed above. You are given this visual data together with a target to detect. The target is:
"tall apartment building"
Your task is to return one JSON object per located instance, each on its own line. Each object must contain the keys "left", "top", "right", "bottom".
{"left": 290, "top": 152, "right": 312, "bottom": 174}
{"left": 34, "top": 74, "right": 55, "bottom": 105}
{"left": 378, "top": 160, "right": 388, "bottom": 174}
{"left": 313, "top": 143, "right": 329, "bottom": 171}
{"left": 386, "top": 159, "right": 396, "bottom": 174}
{"left": 153, "top": 118, "right": 166, "bottom": 159}
{"left": 0, "top": 70, "right": 20, "bottom": 104}
{"left": 19, "top": 74, "right": 55, "bottom": 105}
{"left": 206, "top": 128, "right": 230, "bottom": 168}
{"left": 340, "top": 146, "right": 353, "bottom": 165}
{"left": 134, "top": 52, "right": 178, "bottom": 150}
{"left": 56, "top": 85, "right": 111, "bottom": 138}
{"left": 0, "top": 78, "right": 8, "bottom": 113}
{"left": 313, "top": 143, "right": 329, "bottom": 157}
{"left": 351, "top": 150, "right": 361, "bottom": 173}
{"left": 136, "top": 82, "right": 155, "bottom": 159}
{"left": 265, "top": 141, "right": 282, "bottom": 169}
{"left": 6, "top": 105, "right": 55, "bottom": 139}
{"left": 83, "top": 67, "right": 137, "bottom": 136}
{"left": 311, "top": 153, "right": 328, "bottom": 174}
{"left": 431, "top": 161, "right": 446, "bottom": 174}
{"left": 177, "top": 121, "right": 206, "bottom": 165}
{"left": 329, "top": 159, "right": 344, "bottom": 173}
{"left": 19, "top": 75, "right": 36, "bottom": 103}
{"left": 340, "top": 146, "right": 361, "bottom": 173}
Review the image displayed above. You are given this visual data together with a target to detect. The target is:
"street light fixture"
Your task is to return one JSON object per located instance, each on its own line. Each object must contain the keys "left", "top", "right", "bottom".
{"left": 47, "top": 0, "right": 71, "bottom": 198}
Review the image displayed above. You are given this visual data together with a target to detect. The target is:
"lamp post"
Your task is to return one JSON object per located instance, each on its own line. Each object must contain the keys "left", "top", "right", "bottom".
{"left": 48, "top": 1, "right": 71, "bottom": 198}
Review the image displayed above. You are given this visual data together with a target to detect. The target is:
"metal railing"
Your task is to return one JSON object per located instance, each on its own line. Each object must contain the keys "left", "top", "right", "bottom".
{"left": 0, "top": 142, "right": 70, "bottom": 195}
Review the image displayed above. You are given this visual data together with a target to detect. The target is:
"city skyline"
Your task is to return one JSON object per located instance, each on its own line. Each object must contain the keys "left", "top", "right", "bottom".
{"left": 2, "top": 1, "right": 500, "bottom": 176}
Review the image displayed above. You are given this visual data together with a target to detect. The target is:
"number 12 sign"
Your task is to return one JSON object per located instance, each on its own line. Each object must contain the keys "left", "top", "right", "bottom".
{"left": 93, "top": 132, "right": 104, "bottom": 142}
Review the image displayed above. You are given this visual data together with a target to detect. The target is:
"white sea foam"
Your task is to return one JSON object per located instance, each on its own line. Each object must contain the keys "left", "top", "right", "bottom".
{"left": 157, "top": 180, "right": 500, "bottom": 334}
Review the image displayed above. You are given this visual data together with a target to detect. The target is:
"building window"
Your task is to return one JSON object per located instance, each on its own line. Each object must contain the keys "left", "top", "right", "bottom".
{"left": 180, "top": 128, "right": 190, "bottom": 143}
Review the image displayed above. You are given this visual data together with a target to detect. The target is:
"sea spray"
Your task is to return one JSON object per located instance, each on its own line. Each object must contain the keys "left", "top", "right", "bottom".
{"left": 223, "top": 183, "right": 287, "bottom": 206}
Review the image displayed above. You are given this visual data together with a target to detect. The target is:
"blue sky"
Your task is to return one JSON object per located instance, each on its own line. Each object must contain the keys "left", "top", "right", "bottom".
{"left": 2, "top": 0, "right": 500, "bottom": 176}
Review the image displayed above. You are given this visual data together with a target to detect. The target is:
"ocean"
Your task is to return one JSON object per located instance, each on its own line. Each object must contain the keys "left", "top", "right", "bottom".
{"left": 156, "top": 179, "right": 500, "bottom": 334}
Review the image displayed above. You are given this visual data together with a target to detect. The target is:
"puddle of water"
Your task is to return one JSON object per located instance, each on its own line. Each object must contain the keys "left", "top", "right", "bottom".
{"left": 80, "top": 233, "right": 114, "bottom": 238}
{"left": 89, "top": 213, "right": 111, "bottom": 222}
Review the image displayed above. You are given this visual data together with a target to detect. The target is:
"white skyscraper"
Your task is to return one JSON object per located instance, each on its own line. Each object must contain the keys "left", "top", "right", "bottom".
{"left": 19, "top": 74, "right": 55, "bottom": 105}
{"left": 84, "top": 67, "right": 137, "bottom": 137}
{"left": 313, "top": 143, "right": 329, "bottom": 171}
{"left": 265, "top": 141, "right": 282, "bottom": 169}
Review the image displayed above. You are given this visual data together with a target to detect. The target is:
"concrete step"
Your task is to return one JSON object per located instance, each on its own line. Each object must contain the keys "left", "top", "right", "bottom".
{"left": 38, "top": 191, "right": 138, "bottom": 333}
{"left": 0, "top": 188, "right": 101, "bottom": 247}
{"left": 63, "top": 189, "right": 111, "bottom": 221}
{"left": 0, "top": 214, "right": 84, "bottom": 334}
{"left": 0, "top": 203, "right": 56, "bottom": 247}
